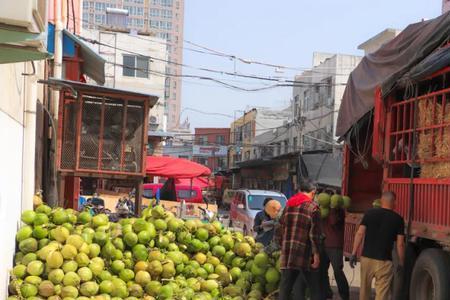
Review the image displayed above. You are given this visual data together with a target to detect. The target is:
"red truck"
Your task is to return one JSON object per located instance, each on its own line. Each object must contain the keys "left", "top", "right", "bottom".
{"left": 338, "top": 14, "right": 450, "bottom": 300}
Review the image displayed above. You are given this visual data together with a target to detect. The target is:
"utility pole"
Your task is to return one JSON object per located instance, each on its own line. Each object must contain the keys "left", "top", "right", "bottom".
{"left": 47, "top": 0, "right": 63, "bottom": 207}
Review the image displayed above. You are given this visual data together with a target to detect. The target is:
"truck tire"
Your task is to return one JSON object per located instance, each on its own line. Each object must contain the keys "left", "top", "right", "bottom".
{"left": 410, "top": 248, "right": 450, "bottom": 300}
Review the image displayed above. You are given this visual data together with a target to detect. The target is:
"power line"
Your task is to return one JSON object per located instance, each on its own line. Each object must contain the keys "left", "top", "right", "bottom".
{"left": 180, "top": 108, "right": 234, "bottom": 119}
{"left": 79, "top": 35, "right": 350, "bottom": 87}
{"left": 76, "top": 15, "right": 359, "bottom": 76}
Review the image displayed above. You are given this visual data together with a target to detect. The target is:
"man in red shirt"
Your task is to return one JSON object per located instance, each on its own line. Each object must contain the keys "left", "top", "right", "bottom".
{"left": 321, "top": 205, "right": 350, "bottom": 300}
{"left": 276, "top": 180, "right": 322, "bottom": 300}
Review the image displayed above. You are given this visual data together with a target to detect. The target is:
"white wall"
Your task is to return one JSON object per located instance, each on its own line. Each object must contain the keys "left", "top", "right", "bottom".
{"left": 292, "top": 53, "right": 362, "bottom": 152}
{"left": 0, "top": 61, "right": 39, "bottom": 298}
{"left": 82, "top": 29, "right": 167, "bottom": 132}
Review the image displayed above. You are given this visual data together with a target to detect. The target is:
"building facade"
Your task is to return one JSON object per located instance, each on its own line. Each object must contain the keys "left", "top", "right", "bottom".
{"left": 444, "top": 0, "right": 450, "bottom": 14}
{"left": 292, "top": 52, "right": 362, "bottom": 152}
{"left": 82, "top": 28, "right": 167, "bottom": 131}
{"left": 357, "top": 28, "right": 400, "bottom": 54}
{"left": 193, "top": 128, "right": 230, "bottom": 172}
{"left": 228, "top": 107, "right": 294, "bottom": 168}
{"left": 82, "top": 0, "right": 184, "bottom": 129}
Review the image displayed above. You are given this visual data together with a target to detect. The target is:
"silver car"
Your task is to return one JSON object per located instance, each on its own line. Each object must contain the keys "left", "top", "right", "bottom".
{"left": 229, "top": 189, "right": 287, "bottom": 235}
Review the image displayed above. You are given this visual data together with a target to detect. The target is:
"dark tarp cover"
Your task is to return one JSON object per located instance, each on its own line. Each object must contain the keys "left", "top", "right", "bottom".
{"left": 398, "top": 46, "right": 450, "bottom": 84}
{"left": 336, "top": 12, "right": 450, "bottom": 138}
{"left": 300, "top": 152, "right": 343, "bottom": 188}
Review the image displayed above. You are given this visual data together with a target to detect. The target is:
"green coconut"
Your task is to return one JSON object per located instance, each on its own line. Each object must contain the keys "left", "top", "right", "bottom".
{"left": 19, "top": 237, "right": 38, "bottom": 254}
{"left": 46, "top": 251, "right": 64, "bottom": 269}
{"left": 48, "top": 269, "right": 64, "bottom": 284}
{"left": 38, "top": 280, "right": 55, "bottom": 297}
{"left": 320, "top": 207, "right": 330, "bottom": 219}
{"left": 373, "top": 199, "right": 381, "bottom": 208}
{"left": 330, "top": 194, "right": 343, "bottom": 208}
{"left": 35, "top": 204, "right": 52, "bottom": 215}
{"left": 27, "top": 260, "right": 44, "bottom": 276}
{"left": 21, "top": 210, "right": 36, "bottom": 225}
{"left": 16, "top": 226, "right": 33, "bottom": 242}
{"left": 317, "top": 193, "right": 331, "bottom": 207}
{"left": 342, "top": 195, "right": 351, "bottom": 208}
{"left": 80, "top": 281, "right": 99, "bottom": 296}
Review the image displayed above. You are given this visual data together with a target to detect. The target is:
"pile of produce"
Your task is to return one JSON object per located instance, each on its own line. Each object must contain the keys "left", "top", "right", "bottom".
{"left": 316, "top": 193, "right": 351, "bottom": 218}
{"left": 9, "top": 205, "right": 280, "bottom": 300}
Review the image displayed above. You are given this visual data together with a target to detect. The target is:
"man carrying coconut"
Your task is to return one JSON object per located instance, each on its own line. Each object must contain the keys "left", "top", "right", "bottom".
{"left": 276, "top": 180, "right": 322, "bottom": 300}
{"left": 321, "top": 199, "right": 350, "bottom": 300}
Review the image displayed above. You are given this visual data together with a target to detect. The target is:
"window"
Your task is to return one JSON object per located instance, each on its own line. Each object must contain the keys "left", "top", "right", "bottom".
{"left": 244, "top": 151, "right": 250, "bottom": 160}
{"left": 83, "top": 2, "right": 89, "bottom": 9}
{"left": 216, "top": 135, "right": 225, "bottom": 145}
{"left": 134, "top": 18, "right": 144, "bottom": 28}
{"left": 122, "top": 55, "right": 150, "bottom": 78}
{"left": 136, "top": 56, "right": 149, "bottom": 77}
{"left": 150, "top": 20, "right": 159, "bottom": 28}
{"left": 143, "top": 189, "right": 154, "bottom": 199}
{"left": 157, "top": 32, "right": 170, "bottom": 41}
{"left": 134, "top": 0, "right": 144, "bottom": 3}
{"left": 161, "top": 9, "right": 172, "bottom": 18}
{"left": 177, "top": 190, "right": 198, "bottom": 199}
{"left": 95, "top": 2, "right": 105, "bottom": 11}
{"left": 152, "top": 0, "right": 160, "bottom": 4}
{"left": 217, "top": 157, "right": 226, "bottom": 169}
{"left": 196, "top": 157, "right": 208, "bottom": 166}
{"left": 137, "top": 7, "right": 144, "bottom": 15}
{"left": 198, "top": 136, "right": 208, "bottom": 145}
{"left": 95, "top": 14, "right": 102, "bottom": 23}
{"left": 82, "top": 13, "right": 89, "bottom": 22}
{"left": 161, "top": 0, "right": 173, "bottom": 7}
{"left": 150, "top": 8, "right": 159, "bottom": 17}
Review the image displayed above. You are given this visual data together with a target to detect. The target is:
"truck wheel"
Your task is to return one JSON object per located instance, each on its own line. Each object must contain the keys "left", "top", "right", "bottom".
{"left": 410, "top": 248, "right": 450, "bottom": 300}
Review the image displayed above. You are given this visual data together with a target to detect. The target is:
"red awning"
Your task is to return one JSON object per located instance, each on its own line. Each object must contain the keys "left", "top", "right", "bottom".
{"left": 146, "top": 156, "right": 211, "bottom": 179}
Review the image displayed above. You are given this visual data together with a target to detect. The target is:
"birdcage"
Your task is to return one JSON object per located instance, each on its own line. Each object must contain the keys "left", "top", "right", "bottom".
{"left": 49, "top": 79, "right": 158, "bottom": 178}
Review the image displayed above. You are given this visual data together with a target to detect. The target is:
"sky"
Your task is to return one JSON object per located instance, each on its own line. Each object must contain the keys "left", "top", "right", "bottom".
{"left": 181, "top": 0, "right": 442, "bottom": 130}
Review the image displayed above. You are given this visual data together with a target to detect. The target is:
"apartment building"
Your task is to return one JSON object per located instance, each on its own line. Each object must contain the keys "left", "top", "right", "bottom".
{"left": 292, "top": 52, "right": 362, "bottom": 152}
{"left": 82, "top": 0, "right": 184, "bottom": 129}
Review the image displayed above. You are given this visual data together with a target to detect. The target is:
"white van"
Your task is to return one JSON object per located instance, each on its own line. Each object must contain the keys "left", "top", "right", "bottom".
{"left": 228, "top": 189, "right": 287, "bottom": 235}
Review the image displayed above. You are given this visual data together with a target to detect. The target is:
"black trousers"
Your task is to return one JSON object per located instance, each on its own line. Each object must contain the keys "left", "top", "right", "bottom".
{"left": 279, "top": 268, "right": 322, "bottom": 300}
{"left": 321, "top": 247, "right": 350, "bottom": 300}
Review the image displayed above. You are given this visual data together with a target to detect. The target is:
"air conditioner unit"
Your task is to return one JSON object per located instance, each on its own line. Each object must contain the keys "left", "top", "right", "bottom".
{"left": 0, "top": 0, "right": 45, "bottom": 33}
{"left": 149, "top": 115, "right": 159, "bottom": 125}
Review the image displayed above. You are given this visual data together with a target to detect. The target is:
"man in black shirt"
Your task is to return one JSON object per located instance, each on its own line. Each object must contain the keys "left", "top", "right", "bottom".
{"left": 350, "top": 191, "right": 405, "bottom": 300}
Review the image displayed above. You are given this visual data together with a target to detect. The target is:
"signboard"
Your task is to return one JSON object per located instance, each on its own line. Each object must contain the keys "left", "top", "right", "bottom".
{"left": 193, "top": 145, "right": 227, "bottom": 157}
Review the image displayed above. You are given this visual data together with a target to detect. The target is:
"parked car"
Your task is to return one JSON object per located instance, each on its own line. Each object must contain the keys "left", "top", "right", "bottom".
{"left": 143, "top": 183, "right": 204, "bottom": 203}
{"left": 229, "top": 189, "right": 287, "bottom": 235}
